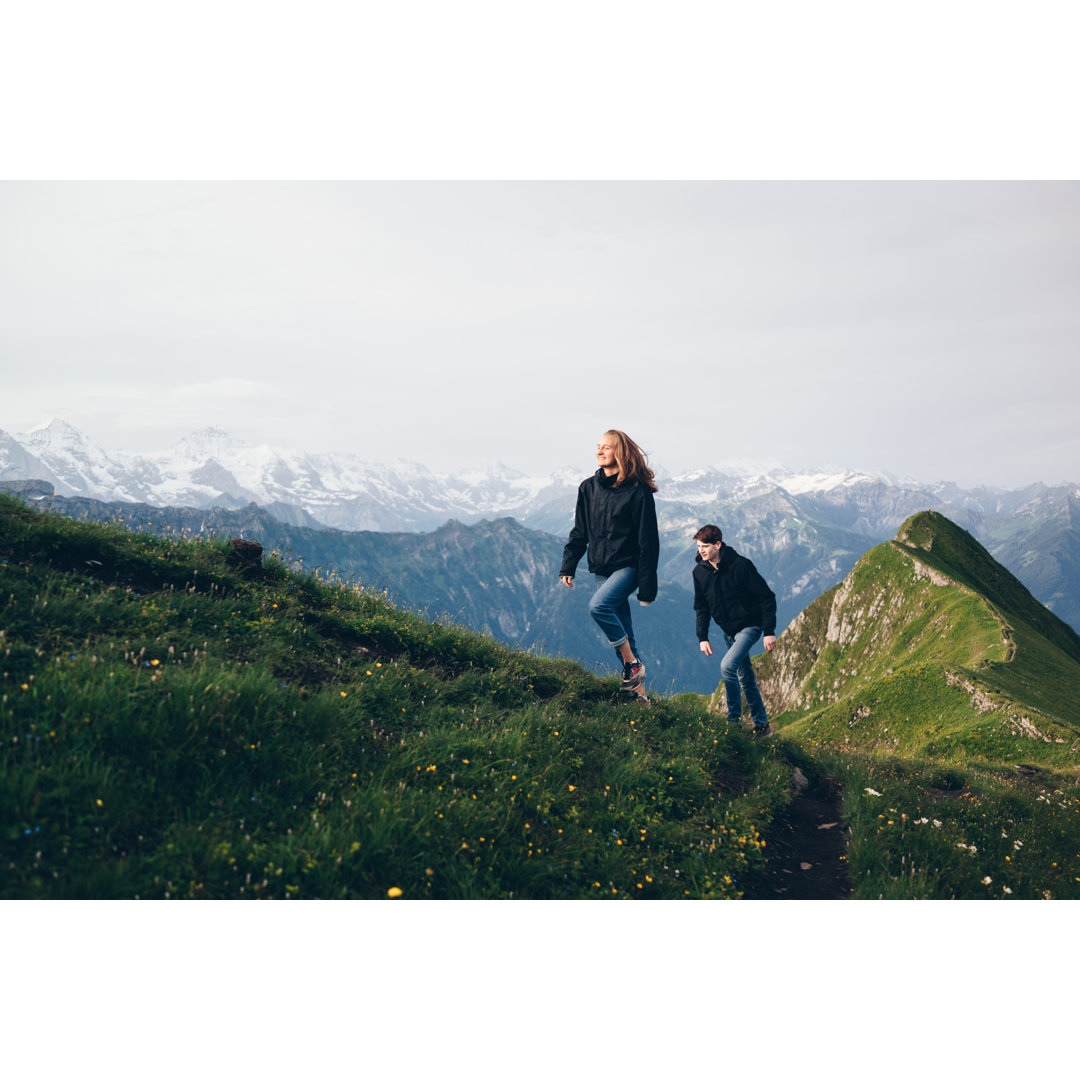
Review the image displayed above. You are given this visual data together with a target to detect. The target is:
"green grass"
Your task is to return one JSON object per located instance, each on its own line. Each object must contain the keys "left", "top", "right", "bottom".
{"left": 11, "top": 497, "right": 1079, "bottom": 900}
{"left": 812, "top": 749, "right": 1080, "bottom": 899}
{"left": 1, "top": 495, "right": 791, "bottom": 900}
{"left": 754, "top": 511, "right": 1080, "bottom": 899}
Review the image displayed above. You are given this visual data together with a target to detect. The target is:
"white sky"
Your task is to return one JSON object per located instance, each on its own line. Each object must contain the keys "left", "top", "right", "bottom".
{"left": 2, "top": 5, "right": 1078, "bottom": 493}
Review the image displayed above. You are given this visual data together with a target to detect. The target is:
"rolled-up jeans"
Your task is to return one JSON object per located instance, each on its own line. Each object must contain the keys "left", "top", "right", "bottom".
{"left": 720, "top": 626, "right": 768, "bottom": 728}
{"left": 588, "top": 566, "right": 641, "bottom": 666}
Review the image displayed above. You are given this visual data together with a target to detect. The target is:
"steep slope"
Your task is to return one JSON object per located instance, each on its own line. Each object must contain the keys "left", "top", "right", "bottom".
{"left": 20, "top": 495, "right": 714, "bottom": 694}
{"left": 755, "top": 511, "right": 1080, "bottom": 768}
{"left": 965, "top": 485, "right": 1080, "bottom": 632}
{"left": 0, "top": 493, "right": 790, "bottom": 901}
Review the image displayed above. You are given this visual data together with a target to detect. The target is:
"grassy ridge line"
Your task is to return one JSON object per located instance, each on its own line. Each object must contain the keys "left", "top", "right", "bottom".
{"left": 754, "top": 511, "right": 1080, "bottom": 899}
{"left": 0, "top": 495, "right": 793, "bottom": 900}
{"left": 23, "top": 493, "right": 720, "bottom": 696}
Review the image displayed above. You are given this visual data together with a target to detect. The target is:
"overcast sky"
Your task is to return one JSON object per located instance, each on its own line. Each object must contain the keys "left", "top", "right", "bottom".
{"left": 3, "top": 179, "right": 1077, "bottom": 488}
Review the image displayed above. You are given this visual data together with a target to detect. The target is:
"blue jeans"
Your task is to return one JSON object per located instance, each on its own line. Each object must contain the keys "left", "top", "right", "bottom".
{"left": 588, "top": 567, "right": 641, "bottom": 667}
{"left": 720, "top": 626, "right": 768, "bottom": 728}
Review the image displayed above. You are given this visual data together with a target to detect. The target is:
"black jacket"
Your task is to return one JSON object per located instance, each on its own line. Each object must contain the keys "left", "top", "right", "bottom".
{"left": 693, "top": 545, "right": 776, "bottom": 640}
{"left": 560, "top": 469, "right": 659, "bottom": 603}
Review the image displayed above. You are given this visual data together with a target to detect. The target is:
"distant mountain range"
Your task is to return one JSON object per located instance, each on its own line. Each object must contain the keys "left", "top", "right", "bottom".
{"left": 0, "top": 418, "right": 578, "bottom": 532}
{"left": 4, "top": 419, "right": 1079, "bottom": 687}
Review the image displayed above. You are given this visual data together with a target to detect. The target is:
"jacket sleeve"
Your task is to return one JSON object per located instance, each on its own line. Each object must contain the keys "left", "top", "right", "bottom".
{"left": 559, "top": 484, "right": 589, "bottom": 578}
{"left": 744, "top": 561, "right": 777, "bottom": 636}
{"left": 693, "top": 572, "right": 711, "bottom": 641}
{"left": 635, "top": 489, "right": 659, "bottom": 603}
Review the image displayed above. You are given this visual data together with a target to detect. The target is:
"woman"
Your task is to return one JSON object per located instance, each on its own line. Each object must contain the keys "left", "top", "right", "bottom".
{"left": 560, "top": 430, "right": 659, "bottom": 702}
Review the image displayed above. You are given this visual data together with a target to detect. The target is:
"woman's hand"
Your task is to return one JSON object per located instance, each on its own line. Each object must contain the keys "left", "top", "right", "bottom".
{"left": 763, "top": 635, "right": 776, "bottom": 651}
{"left": 699, "top": 641, "right": 713, "bottom": 656}
{"left": 560, "top": 575, "right": 574, "bottom": 589}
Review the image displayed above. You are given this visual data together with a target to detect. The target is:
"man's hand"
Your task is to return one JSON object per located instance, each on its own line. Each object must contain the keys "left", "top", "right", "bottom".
{"left": 560, "top": 576, "right": 574, "bottom": 589}
{"left": 699, "top": 641, "right": 713, "bottom": 657}
{"left": 763, "top": 635, "right": 776, "bottom": 652}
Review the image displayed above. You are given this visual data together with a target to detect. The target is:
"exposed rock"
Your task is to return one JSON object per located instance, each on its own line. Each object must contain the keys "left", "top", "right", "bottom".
{"left": 226, "top": 538, "right": 264, "bottom": 575}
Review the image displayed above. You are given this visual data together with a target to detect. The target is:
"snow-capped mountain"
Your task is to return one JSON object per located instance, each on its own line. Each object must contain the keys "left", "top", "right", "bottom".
{"left": 5, "top": 418, "right": 1079, "bottom": 647}
{"left": 4, "top": 419, "right": 586, "bottom": 531}
{"left": 2, "top": 418, "right": 1066, "bottom": 534}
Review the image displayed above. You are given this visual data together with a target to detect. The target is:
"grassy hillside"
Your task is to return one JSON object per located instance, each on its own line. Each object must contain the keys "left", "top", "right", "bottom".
{"left": 10, "top": 496, "right": 1079, "bottom": 900}
{"left": 0, "top": 494, "right": 793, "bottom": 900}
{"left": 26, "top": 495, "right": 715, "bottom": 694}
{"left": 755, "top": 510, "right": 1080, "bottom": 899}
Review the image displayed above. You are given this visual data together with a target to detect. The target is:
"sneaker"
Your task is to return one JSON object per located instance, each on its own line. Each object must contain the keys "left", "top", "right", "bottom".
{"left": 621, "top": 660, "right": 645, "bottom": 692}
{"left": 751, "top": 723, "right": 773, "bottom": 738}
{"left": 631, "top": 692, "right": 650, "bottom": 705}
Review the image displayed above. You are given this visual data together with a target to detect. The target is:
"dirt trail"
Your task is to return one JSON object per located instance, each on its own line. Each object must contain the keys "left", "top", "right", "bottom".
{"left": 742, "top": 772, "right": 852, "bottom": 900}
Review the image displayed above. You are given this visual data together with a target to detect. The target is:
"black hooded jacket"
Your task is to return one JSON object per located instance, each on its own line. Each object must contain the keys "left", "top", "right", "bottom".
{"left": 693, "top": 545, "right": 776, "bottom": 640}
{"left": 560, "top": 469, "right": 659, "bottom": 603}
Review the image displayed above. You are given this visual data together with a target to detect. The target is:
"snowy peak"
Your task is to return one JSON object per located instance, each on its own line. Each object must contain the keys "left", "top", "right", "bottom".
{"left": 23, "top": 417, "right": 95, "bottom": 453}
{"left": 774, "top": 468, "right": 880, "bottom": 495}
{"left": 17, "top": 418, "right": 141, "bottom": 501}
{"left": 171, "top": 427, "right": 250, "bottom": 458}
{"left": 0, "top": 428, "right": 65, "bottom": 490}
{"left": 1, "top": 421, "right": 1075, "bottom": 537}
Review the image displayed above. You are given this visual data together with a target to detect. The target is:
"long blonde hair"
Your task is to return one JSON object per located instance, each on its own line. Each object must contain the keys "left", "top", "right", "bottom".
{"left": 603, "top": 429, "right": 658, "bottom": 491}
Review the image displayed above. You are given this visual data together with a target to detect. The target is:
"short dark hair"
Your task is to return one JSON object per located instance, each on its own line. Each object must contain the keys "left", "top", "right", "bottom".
{"left": 694, "top": 524, "right": 722, "bottom": 544}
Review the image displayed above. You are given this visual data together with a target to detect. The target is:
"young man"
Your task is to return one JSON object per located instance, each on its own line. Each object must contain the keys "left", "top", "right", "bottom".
{"left": 692, "top": 524, "right": 777, "bottom": 736}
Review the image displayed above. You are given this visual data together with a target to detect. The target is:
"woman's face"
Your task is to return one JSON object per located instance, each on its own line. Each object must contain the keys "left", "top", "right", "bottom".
{"left": 596, "top": 435, "right": 618, "bottom": 471}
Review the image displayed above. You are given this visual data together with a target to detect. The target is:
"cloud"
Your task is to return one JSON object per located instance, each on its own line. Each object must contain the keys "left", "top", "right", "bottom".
{"left": 169, "top": 379, "right": 285, "bottom": 403}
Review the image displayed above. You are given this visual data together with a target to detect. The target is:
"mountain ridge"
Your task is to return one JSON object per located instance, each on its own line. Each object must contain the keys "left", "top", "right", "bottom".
{"left": 11, "top": 418, "right": 1071, "bottom": 527}
{"left": 755, "top": 511, "right": 1080, "bottom": 767}
{"left": 4, "top": 419, "right": 1079, "bottom": 640}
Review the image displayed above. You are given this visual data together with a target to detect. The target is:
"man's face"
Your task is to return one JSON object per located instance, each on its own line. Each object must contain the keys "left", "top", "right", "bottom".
{"left": 697, "top": 540, "right": 721, "bottom": 561}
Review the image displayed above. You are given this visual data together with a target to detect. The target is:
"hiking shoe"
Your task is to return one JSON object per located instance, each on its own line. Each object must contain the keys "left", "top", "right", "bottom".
{"left": 631, "top": 692, "right": 650, "bottom": 705}
{"left": 621, "top": 661, "right": 645, "bottom": 692}
{"left": 751, "top": 723, "right": 773, "bottom": 738}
